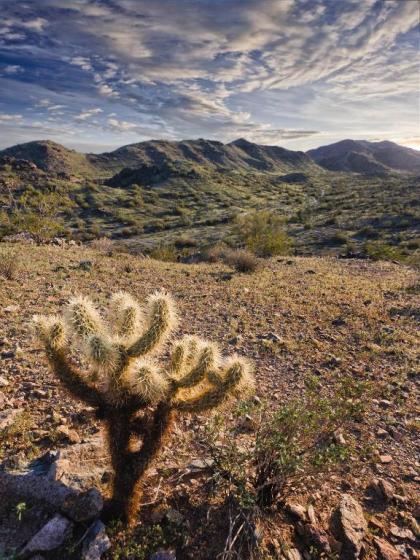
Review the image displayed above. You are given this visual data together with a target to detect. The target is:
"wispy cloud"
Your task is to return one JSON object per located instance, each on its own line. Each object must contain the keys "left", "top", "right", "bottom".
{"left": 0, "top": 0, "right": 418, "bottom": 150}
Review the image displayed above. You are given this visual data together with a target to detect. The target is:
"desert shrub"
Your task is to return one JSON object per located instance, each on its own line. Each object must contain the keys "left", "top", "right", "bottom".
{"left": 233, "top": 211, "right": 292, "bottom": 257}
{"left": 201, "top": 244, "right": 228, "bottom": 263}
{"left": 363, "top": 240, "right": 403, "bottom": 262}
{"left": 33, "top": 291, "right": 254, "bottom": 525}
{"left": 91, "top": 236, "right": 114, "bottom": 255}
{"left": 174, "top": 236, "right": 198, "bottom": 249}
{"left": 0, "top": 250, "right": 19, "bottom": 280}
{"left": 224, "top": 249, "right": 259, "bottom": 273}
{"left": 149, "top": 244, "right": 178, "bottom": 262}
{"left": 204, "top": 373, "right": 370, "bottom": 513}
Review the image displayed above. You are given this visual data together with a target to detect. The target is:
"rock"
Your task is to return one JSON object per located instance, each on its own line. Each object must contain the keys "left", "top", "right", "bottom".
{"left": 333, "top": 494, "right": 367, "bottom": 559}
{"left": 238, "top": 414, "right": 256, "bottom": 431}
{"left": 379, "top": 455, "right": 393, "bottom": 464}
{"left": 307, "top": 504, "right": 317, "bottom": 525}
{"left": 389, "top": 524, "right": 415, "bottom": 542}
{"left": 165, "top": 508, "right": 184, "bottom": 525}
{"left": 286, "top": 503, "right": 307, "bottom": 522}
{"left": 56, "top": 424, "right": 81, "bottom": 444}
{"left": 48, "top": 435, "right": 109, "bottom": 489}
{"left": 0, "top": 408, "right": 24, "bottom": 431}
{"left": 82, "top": 520, "right": 110, "bottom": 560}
{"left": 187, "top": 458, "right": 215, "bottom": 470}
{"left": 301, "top": 524, "right": 331, "bottom": 554}
{"left": 62, "top": 488, "right": 103, "bottom": 522}
{"left": 0, "top": 375, "right": 9, "bottom": 387}
{"left": 79, "top": 260, "right": 93, "bottom": 269}
{"left": 150, "top": 551, "right": 176, "bottom": 560}
{"left": 376, "top": 428, "right": 388, "bottom": 438}
{"left": 285, "top": 549, "right": 303, "bottom": 560}
{"left": 21, "top": 514, "right": 73, "bottom": 556}
{"left": 370, "top": 478, "right": 395, "bottom": 501}
{"left": 379, "top": 399, "right": 392, "bottom": 408}
{"left": 374, "top": 537, "right": 404, "bottom": 559}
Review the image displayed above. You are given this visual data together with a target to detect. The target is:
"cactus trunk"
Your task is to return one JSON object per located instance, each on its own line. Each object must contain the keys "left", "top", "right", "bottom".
{"left": 105, "top": 404, "right": 173, "bottom": 525}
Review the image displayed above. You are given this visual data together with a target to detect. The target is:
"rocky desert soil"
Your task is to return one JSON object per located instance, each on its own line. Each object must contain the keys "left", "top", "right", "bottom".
{"left": 0, "top": 242, "right": 418, "bottom": 559}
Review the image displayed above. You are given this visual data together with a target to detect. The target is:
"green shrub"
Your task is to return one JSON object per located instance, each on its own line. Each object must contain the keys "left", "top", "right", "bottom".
{"left": 233, "top": 211, "right": 292, "bottom": 257}
{"left": 149, "top": 244, "right": 178, "bottom": 262}
{"left": 363, "top": 241, "right": 403, "bottom": 262}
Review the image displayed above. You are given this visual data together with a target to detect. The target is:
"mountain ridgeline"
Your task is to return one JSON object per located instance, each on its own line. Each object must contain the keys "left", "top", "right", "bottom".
{"left": 0, "top": 137, "right": 419, "bottom": 261}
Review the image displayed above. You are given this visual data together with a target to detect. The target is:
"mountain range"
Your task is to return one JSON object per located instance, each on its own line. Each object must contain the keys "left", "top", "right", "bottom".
{"left": 0, "top": 137, "right": 418, "bottom": 261}
{"left": 1, "top": 138, "right": 419, "bottom": 182}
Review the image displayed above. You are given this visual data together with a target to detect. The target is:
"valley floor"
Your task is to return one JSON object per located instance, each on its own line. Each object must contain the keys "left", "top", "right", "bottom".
{"left": 0, "top": 243, "right": 419, "bottom": 559}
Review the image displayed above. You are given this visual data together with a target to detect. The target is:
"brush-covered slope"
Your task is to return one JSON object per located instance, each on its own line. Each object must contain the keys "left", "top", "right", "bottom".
{"left": 307, "top": 139, "right": 420, "bottom": 174}
{"left": 90, "top": 137, "right": 318, "bottom": 175}
{"left": 0, "top": 140, "right": 96, "bottom": 177}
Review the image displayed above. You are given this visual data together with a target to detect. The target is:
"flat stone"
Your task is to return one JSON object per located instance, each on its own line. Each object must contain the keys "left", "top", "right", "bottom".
{"left": 0, "top": 375, "right": 9, "bottom": 387}
{"left": 21, "top": 514, "right": 73, "bottom": 555}
{"left": 333, "top": 494, "right": 367, "bottom": 559}
{"left": 286, "top": 503, "right": 307, "bottom": 522}
{"left": 374, "top": 537, "right": 404, "bottom": 560}
{"left": 379, "top": 455, "right": 393, "bottom": 464}
{"left": 389, "top": 524, "right": 415, "bottom": 541}
{"left": 62, "top": 488, "right": 103, "bottom": 522}
{"left": 82, "top": 520, "right": 110, "bottom": 560}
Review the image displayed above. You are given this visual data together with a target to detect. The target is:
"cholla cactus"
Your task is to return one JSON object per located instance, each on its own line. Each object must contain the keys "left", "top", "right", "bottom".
{"left": 34, "top": 290, "right": 254, "bottom": 525}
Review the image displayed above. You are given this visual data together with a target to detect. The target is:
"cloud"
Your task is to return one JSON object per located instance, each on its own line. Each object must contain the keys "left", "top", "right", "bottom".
{"left": 98, "top": 83, "right": 119, "bottom": 98}
{"left": 75, "top": 107, "right": 103, "bottom": 120}
{"left": 0, "top": 113, "right": 23, "bottom": 122}
{"left": 0, "top": 0, "right": 417, "bottom": 150}
{"left": 2, "top": 64, "right": 23, "bottom": 74}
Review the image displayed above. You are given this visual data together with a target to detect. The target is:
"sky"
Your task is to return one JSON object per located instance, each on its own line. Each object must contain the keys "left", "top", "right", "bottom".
{"left": 0, "top": 0, "right": 419, "bottom": 153}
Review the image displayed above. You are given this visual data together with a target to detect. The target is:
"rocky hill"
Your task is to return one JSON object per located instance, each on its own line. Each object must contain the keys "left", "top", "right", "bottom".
{"left": 307, "top": 139, "right": 420, "bottom": 174}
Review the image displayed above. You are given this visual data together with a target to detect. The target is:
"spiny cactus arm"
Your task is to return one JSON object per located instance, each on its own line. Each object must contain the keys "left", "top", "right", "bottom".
{"left": 34, "top": 315, "right": 105, "bottom": 408}
{"left": 110, "top": 292, "right": 143, "bottom": 344}
{"left": 65, "top": 296, "right": 107, "bottom": 340}
{"left": 127, "top": 291, "right": 176, "bottom": 358}
{"left": 172, "top": 342, "right": 219, "bottom": 389}
{"left": 47, "top": 346, "right": 105, "bottom": 407}
{"left": 173, "top": 357, "right": 253, "bottom": 413}
{"left": 122, "top": 359, "right": 169, "bottom": 403}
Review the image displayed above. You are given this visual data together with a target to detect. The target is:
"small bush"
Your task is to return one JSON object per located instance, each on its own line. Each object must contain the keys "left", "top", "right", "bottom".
{"left": 0, "top": 251, "right": 19, "bottom": 280}
{"left": 91, "top": 236, "right": 114, "bottom": 255}
{"left": 225, "top": 249, "right": 259, "bottom": 273}
{"left": 149, "top": 244, "right": 178, "bottom": 262}
{"left": 233, "top": 211, "right": 292, "bottom": 257}
{"left": 363, "top": 240, "right": 403, "bottom": 262}
{"left": 201, "top": 245, "right": 228, "bottom": 263}
{"left": 174, "top": 236, "right": 198, "bottom": 249}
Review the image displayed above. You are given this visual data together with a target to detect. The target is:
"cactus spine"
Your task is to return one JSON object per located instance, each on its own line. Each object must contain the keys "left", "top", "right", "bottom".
{"left": 34, "top": 290, "right": 253, "bottom": 525}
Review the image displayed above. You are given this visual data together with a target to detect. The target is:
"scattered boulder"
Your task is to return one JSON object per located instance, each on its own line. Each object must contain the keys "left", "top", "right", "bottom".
{"left": 62, "top": 488, "right": 103, "bottom": 522}
{"left": 81, "top": 520, "right": 111, "bottom": 560}
{"left": 20, "top": 514, "right": 73, "bottom": 557}
{"left": 286, "top": 503, "right": 307, "bottom": 522}
{"left": 389, "top": 524, "right": 415, "bottom": 542}
{"left": 374, "top": 537, "right": 404, "bottom": 559}
{"left": 332, "top": 494, "right": 367, "bottom": 559}
{"left": 300, "top": 523, "right": 331, "bottom": 554}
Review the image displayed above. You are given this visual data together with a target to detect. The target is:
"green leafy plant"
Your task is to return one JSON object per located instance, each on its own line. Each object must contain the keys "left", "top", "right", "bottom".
{"left": 34, "top": 291, "right": 254, "bottom": 525}
{"left": 233, "top": 211, "right": 292, "bottom": 257}
{"left": 15, "top": 502, "right": 27, "bottom": 522}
